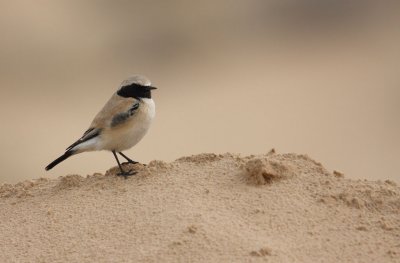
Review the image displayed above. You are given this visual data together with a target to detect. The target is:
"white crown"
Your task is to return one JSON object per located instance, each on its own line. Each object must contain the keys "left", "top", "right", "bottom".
{"left": 121, "top": 75, "right": 151, "bottom": 87}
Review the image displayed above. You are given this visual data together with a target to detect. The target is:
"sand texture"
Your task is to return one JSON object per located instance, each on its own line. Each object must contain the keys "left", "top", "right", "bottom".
{"left": 0, "top": 152, "right": 399, "bottom": 262}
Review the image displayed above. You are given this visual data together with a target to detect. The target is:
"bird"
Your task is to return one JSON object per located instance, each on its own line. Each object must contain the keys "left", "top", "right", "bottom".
{"left": 45, "top": 75, "right": 157, "bottom": 177}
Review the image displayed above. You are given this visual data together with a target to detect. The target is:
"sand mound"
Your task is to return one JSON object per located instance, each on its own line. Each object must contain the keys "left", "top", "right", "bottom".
{"left": 242, "top": 158, "right": 293, "bottom": 185}
{"left": 0, "top": 152, "right": 399, "bottom": 262}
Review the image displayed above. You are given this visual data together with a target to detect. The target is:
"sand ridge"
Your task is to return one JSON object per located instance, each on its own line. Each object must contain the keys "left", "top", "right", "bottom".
{"left": 0, "top": 152, "right": 399, "bottom": 262}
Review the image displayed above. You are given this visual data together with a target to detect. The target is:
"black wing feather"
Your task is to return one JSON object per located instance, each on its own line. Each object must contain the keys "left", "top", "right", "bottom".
{"left": 111, "top": 102, "right": 139, "bottom": 127}
{"left": 65, "top": 128, "right": 101, "bottom": 151}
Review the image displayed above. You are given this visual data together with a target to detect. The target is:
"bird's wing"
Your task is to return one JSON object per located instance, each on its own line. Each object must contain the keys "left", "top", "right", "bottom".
{"left": 66, "top": 127, "right": 102, "bottom": 152}
{"left": 110, "top": 102, "right": 140, "bottom": 127}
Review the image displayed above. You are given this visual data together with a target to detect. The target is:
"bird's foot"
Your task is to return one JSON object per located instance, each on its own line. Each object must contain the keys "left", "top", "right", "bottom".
{"left": 121, "top": 161, "right": 147, "bottom": 166}
{"left": 117, "top": 169, "right": 137, "bottom": 179}
{"left": 122, "top": 160, "right": 138, "bottom": 165}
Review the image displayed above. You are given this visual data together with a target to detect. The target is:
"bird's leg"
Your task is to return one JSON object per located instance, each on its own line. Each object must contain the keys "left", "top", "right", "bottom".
{"left": 112, "top": 151, "right": 136, "bottom": 178}
{"left": 118, "top": 152, "right": 138, "bottom": 164}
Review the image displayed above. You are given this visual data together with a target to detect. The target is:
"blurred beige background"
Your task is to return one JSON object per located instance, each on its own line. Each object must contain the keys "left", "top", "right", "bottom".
{"left": 0, "top": 0, "right": 399, "bottom": 183}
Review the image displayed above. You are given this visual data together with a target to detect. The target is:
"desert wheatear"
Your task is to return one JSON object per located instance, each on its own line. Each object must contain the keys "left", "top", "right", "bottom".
{"left": 45, "top": 75, "right": 156, "bottom": 177}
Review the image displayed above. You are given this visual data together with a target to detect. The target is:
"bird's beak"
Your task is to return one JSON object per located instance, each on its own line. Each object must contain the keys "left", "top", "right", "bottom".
{"left": 148, "top": 86, "right": 157, "bottom": 90}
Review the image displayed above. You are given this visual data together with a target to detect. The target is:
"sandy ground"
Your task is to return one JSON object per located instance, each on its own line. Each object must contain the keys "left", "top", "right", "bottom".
{"left": 0, "top": 151, "right": 399, "bottom": 262}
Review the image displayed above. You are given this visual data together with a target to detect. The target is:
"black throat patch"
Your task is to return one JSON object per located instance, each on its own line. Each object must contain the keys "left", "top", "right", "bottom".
{"left": 117, "top": 83, "right": 152, "bottom": 99}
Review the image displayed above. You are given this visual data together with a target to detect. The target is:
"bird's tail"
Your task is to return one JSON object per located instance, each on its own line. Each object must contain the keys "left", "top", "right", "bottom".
{"left": 45, "top": 150, "right": 75, "bottom": 171}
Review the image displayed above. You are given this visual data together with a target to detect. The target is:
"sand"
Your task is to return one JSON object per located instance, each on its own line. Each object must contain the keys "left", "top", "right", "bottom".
{"left": 0, "top": 151, "right": 399, "bottom": 262}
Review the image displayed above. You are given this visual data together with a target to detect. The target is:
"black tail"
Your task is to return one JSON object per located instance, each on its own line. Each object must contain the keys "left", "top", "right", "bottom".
{"left": 45, "top": 151, "right": 74, "bottom": 171}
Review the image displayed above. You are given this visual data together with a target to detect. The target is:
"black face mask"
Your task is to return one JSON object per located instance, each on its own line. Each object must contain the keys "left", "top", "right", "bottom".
{"left": 117, "top": 84, "right": 157, "bottom": 99}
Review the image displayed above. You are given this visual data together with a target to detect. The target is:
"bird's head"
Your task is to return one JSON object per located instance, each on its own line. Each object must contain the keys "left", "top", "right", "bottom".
{"left": 117, "top": 75, "right": 157, "bottom": 99}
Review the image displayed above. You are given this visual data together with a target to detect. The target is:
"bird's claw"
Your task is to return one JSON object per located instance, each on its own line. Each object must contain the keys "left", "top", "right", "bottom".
{"left": 117, "top": 169, "right": 137, "bottom": 179}
{"left": 122, "top": 161, "right": 138, "bottom": 165}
